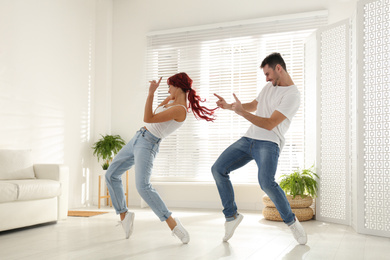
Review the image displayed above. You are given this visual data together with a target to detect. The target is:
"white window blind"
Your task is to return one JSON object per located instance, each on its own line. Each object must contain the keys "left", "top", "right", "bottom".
{"left": 146, "top": 11, "right": 327, "bottom": 182}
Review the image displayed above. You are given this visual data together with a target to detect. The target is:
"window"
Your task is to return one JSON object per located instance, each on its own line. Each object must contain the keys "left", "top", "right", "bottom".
{"left": 146, "top": 11, "right": 327, "bottom": 182}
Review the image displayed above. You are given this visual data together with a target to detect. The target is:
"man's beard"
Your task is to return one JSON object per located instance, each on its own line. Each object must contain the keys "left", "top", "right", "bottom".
{"left": 272, "top": 76, "right": 280, "bottom": 87}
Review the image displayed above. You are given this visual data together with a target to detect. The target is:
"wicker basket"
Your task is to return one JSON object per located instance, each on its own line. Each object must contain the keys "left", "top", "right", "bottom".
{"left": 262, "top": 207, "right": 313, "bottom": 222}
{"left": 262, "top": 194, "right": 313, "bottom": 208}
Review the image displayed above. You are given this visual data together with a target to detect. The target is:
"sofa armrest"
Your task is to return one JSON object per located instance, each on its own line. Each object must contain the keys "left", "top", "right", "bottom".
{"left": 33, "top": 164, "right": 69, "bottom": 220}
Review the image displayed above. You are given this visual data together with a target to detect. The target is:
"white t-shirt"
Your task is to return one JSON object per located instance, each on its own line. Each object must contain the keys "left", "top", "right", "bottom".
{"left": 244, "top": 82, "right": 300, "bottom": 150}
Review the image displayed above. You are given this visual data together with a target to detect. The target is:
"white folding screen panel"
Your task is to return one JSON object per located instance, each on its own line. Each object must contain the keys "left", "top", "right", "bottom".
{"left": 357, "top": 0, "right": 390, "bottom": 237}
{"left": 304, "top": 33, "right": 317, "bottom": 216}
{"left": 316, "top": 20, "right": 350, "bottom": 225}
{"left": 304, "top": 33, "right": 317, "bottom": 168}
{"left": 350, "top": 11, "right": 359, "bottom": 231}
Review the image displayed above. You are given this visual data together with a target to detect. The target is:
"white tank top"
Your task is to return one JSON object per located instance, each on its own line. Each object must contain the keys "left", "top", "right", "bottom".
{"left": 144, "top": 103, "right": 187, "bottom": 139}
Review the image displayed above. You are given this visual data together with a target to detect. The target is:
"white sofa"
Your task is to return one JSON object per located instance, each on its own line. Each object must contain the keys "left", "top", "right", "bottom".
{"left": 0, "top": 149, "right": 69, "bottom": 232}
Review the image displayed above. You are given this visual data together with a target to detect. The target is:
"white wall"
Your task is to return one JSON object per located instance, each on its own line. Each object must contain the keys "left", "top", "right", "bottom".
{"left": 90, "top": 0, "right": 114, "bottom": 208}
{"left": 111, "top": 0, "right": 358, "bottom": 210}
{"left": 0, "top": 0, "right": 101, "bottom": 209}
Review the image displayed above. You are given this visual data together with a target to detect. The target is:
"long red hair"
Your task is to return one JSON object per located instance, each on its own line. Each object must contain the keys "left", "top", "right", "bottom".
{"left": 167, "top": 72, "right": 217, "bottom": 122}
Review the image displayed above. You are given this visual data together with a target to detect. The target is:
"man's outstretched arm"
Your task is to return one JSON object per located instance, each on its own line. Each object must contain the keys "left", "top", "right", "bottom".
{"left": 214, "top": 93, "right": 257, "bottom": 112}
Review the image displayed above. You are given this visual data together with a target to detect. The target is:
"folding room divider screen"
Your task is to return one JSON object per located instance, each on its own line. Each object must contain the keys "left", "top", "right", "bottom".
{"left": 316, "top": 0, "right": 390, "bottom": 238}
{"left": 316, "top": 19, "right": 351, "bottom": 226}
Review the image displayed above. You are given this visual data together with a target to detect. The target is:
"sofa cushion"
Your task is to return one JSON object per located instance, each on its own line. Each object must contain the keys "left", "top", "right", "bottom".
{"left": 0, "top": 150, "right": 35, "bottom": 180}
{"left": 1, "top": 180, "right": 61, "bottom": 202}
{"left": 0, "top": 182, "right": 18, "bottom": 203}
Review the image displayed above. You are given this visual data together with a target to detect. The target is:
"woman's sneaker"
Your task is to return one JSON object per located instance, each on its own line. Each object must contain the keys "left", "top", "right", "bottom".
{"left": 121, "top": 211, "right": 135, "bottom": 239}
{"left": 289, "top": 218, "right": 307, "bottom": 245}
{"left": 223, "top": 213, "right": 244, "bottom": 242}
{"left": 172, "top": 218, "right": 190, "bottom": 244}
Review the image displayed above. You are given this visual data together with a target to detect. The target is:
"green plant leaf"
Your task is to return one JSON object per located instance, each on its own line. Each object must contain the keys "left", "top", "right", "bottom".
{"left": 278, "top": 165, "right": 319, "bottom": 198}
{"left": 92, "top": 134, "right": 126, "bottom": 167}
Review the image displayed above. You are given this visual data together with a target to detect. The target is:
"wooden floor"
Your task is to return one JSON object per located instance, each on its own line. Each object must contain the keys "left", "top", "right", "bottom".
{"left": 1, "top": 207, "right": 389, "bottom": 260}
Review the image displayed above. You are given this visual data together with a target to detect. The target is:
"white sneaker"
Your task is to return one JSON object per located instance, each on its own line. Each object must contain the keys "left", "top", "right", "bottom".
{"left": 289, "top": 218, "right": 307, "bottom": 245}
{"left": 223, "top": 213, "right": 243, "bottom": 242}
{"left": 172, "top": 218, "right": 190, "bottom": 244}
{"left": 121, "top": 211, "right": 135, "bottom": 239}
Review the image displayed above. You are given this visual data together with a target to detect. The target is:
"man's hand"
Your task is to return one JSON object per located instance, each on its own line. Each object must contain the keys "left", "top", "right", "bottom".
{"left": 232, "top": 93, "right": 244, "bottom": 115}
{"left": 214, "top": 93, "right": 232, "bottom": 110}
{"left": 149, "top": 77, "right": 162, "bottom": 95}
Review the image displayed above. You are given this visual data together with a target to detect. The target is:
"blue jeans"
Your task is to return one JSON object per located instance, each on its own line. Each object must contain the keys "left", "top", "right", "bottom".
{"left": 211, "top": 137, "right": 295, "bottom": 225}
{"left": 105, "top": 127, "right": 172, "bottom": 221}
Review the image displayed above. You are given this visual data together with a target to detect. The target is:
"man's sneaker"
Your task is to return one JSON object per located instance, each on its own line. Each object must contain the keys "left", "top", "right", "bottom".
{"left": 289, "top": 218, "right": 307, "bottom": 245}
{"left": 121, "top": 211, "right": 135, "bottom": 239}
{"left": 223, "top": 213, "right": 244, "bottom": 242}
{"left": 172, "top": 218, "right": 190, "bottom": 244}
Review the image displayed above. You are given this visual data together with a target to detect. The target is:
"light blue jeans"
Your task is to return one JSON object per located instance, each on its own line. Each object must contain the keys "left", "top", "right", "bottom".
{"left": 211, "top": 137, "right": 295, "bottom": 225}
{"left": 105, "top": 127, "right": 172, "bottom": 221}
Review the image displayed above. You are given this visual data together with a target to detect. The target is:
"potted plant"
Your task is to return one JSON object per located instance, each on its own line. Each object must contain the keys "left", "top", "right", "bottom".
{"left": 262, "top": 166, "right": 319, "bottom": 221}
{"left": 92, "top": 134, "right": 126, "bottom": 170}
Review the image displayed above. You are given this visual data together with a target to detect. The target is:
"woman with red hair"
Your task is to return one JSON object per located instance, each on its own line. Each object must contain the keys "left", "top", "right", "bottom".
{"left": 105, "top": 72, "right": 216, "bottom": 244}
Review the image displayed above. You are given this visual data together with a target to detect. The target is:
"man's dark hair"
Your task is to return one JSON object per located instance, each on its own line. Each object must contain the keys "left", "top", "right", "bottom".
{"left": 260, "top": 52, "right": 287, "bottom": 72}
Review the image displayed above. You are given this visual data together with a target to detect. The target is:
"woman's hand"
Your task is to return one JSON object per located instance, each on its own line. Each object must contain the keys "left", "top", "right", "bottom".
{"left": 149, "top": 77, "right": 162, "bottom": 95}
